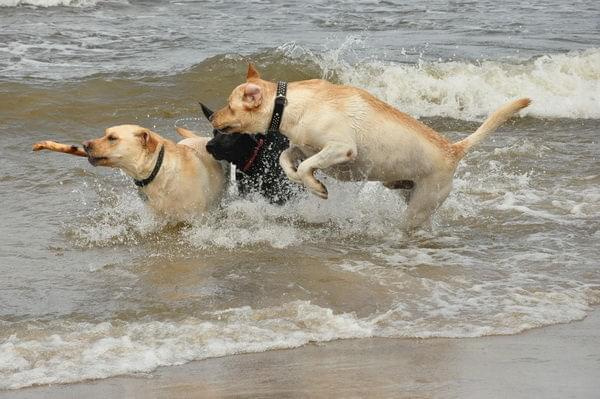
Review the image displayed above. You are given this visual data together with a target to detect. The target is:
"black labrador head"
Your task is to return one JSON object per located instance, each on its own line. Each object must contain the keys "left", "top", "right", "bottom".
{"left": 201, "top": 103, "right": 263, "bottom": 169}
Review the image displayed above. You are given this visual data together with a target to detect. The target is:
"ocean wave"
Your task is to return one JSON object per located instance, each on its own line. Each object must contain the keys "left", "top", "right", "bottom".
{"left": 278, "top": 43, "right": 600, "bottom": 120}
{"left": 2, "top": 44, "right": 598, "bottom": 120}
{"left": 1, "top": 282, "right": 598, "bottom": 390}
{"left": 167, "top": 44, "right": 600, "bottom": 120}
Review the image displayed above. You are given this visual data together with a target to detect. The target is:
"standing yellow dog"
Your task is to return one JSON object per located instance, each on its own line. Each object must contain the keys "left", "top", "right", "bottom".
{"left": 34, "top": 125, "right": 225, "bottom": 221}
{"left": 212, "top": 65, "right": 530, "bottom": 229}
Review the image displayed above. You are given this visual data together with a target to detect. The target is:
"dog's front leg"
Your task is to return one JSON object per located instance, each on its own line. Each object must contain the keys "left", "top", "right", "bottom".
{"left": 296, "top": 141, "right": 357, "bottom": 199}
{"left": 279, "top": 145, "right": 305, "bottom": 184}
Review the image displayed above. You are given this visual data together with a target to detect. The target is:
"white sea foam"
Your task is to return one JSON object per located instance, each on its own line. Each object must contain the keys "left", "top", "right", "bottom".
{"left": 282, "top": 42, "right": 600, "bottom": 120}
{"left": 66, "top": 174, "right": 162, "bottom": 248}
{"left": 1, "top": 282, "right": 598, "bottom": 390}
{"left": 0, "top": 302, "right": 372, "bottom": 390}
{"left": 72, "top": 133, "right": 597, "bottom": 250}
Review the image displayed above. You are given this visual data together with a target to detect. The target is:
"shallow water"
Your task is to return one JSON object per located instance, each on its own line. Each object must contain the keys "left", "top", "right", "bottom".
{"left": 1, "top": 0, "right": 599, "bottom": 390}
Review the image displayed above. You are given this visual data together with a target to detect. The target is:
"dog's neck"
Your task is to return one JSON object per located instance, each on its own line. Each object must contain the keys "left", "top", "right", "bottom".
{"left": 259, "top": 81, "right": 307, "bottom": 143}
{"left": 120, "top": 140, "right": 168, "bottom": 183}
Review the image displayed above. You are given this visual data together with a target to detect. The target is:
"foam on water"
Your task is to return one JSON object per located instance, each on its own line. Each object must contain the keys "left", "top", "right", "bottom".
{"left": 2, "top": 34, "right": 598, "bottom": 119}
{"left": 281, "top": 42, "right": 600, "bottom": 120}
{"left": 64, "top": 130, "right": 598, "bottom": 253}
{"left": 64, "top": 173, "right": 162, "bottom": 248}
{"left": 182, "top": 179, "right": 410, "bottom": 250}
{"left": 1, "top": 283, "right": 598, "bottom": 389}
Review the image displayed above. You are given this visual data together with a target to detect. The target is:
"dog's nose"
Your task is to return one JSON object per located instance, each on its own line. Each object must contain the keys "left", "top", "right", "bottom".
{"left": 82, "top": 140, "right": 92, "bottom": 152}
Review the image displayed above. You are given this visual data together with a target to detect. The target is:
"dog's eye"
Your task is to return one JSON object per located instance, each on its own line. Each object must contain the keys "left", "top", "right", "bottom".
{"left": 108, "top": 136, "right": 118, "bottom": 141}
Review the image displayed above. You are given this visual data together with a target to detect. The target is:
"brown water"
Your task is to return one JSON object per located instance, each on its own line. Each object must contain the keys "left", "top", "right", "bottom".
{"left": 1, "top": 0, "right": 599, "bottom": 390}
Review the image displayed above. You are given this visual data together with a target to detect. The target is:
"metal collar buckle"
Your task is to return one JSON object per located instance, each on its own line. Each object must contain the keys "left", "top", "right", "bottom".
{"left": 274, "top": 94, "right": 287, "bottom": 106}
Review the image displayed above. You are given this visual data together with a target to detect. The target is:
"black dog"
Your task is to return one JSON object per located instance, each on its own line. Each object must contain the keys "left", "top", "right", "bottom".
{"left": 201, "top": 104, "right": 299, "bottom": 204}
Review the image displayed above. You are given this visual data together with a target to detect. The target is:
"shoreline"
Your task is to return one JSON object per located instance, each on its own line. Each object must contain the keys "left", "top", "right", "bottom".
{"left": 4, "top": 308, "right": 599, "bottom": 399}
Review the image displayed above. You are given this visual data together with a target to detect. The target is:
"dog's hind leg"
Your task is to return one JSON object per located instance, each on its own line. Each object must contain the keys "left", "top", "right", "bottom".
{"left": 279, "top": 145, "right": 306, "bottom": 185}
{"left": 403, "top": 174, "right": 453, "bottom": 230}
{"left": 296, "top": 141, "right": 357, "bottom": 199}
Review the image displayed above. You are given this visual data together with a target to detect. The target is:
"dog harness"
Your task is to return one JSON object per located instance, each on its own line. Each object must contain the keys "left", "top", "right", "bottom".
{"left": 241, "top": 137, "right": 265, "bottom": 172}
{"left": 134, "top": 145, "right": 165, "bottom": 187}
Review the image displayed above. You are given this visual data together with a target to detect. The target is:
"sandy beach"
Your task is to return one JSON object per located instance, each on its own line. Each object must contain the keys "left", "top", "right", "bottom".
{"left": 3, "top": 308, "right": 598, "bottom": 399}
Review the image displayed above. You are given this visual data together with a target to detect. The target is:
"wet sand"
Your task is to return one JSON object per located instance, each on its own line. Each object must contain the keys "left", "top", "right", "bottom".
{"left": 4, "top": 308, "right": 599, "bottom": 399}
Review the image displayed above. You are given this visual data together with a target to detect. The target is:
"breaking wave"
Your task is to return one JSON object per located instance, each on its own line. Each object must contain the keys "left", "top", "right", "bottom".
{"left": 276, "top": 43, "right": 600, "bottom": 120}
{"left": 2, "top": 286, "right": 598, "bottom": 390}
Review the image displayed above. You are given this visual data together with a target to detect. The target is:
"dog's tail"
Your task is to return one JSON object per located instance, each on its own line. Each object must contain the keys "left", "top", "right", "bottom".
{"left": 452, "top": 98, "right": 531, "bottom": 160}
{"left": 175, "top": 127, "right": 200, "bottom": 139}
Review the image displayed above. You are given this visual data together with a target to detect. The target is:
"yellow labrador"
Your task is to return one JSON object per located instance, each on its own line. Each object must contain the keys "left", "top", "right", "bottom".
{"left": 211, "top": 65, "right": 530, "bottom": 229}
{"left": 33, "top": 125, "right": 225, "bottom": 221}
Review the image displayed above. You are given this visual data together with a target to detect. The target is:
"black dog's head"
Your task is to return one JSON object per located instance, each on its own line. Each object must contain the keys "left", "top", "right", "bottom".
{"left": 200, "top": 102, "right": 297, "bottom": 204}
{"left": 201, "top": 103, "right": 263, "bottom": 170}
{"left": 206, "top": 131, "right": 262, "bottom": 167}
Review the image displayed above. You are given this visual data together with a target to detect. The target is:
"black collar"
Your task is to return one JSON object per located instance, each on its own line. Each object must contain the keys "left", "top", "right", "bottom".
{"left": 267, "top": 81, "right": 287, "bottom": 135}
{"left": 134, "top": 145, "right": 165, "bottom": 188}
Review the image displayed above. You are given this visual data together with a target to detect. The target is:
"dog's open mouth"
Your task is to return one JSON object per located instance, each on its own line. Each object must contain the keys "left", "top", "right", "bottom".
{"left": 87, "top": 156, "right": 109, "bottom": 166}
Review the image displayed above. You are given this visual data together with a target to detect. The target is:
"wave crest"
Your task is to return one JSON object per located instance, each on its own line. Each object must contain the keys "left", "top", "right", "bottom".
{"left": 289, "top": 43, "right": 600, "bottom": 120}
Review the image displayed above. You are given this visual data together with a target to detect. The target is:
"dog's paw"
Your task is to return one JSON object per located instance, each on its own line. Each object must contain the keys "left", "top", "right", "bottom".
{"left": 281, "top": 163, "right": 302, "bottom": 184}
{"left": 285, "top": 171, "right": 303, "bottom": 185}
{"left": 311, "top": 188, "right": 328, "bottom": 199}
{"left": 308, "top": 181, "right": 328, "bottom": 199}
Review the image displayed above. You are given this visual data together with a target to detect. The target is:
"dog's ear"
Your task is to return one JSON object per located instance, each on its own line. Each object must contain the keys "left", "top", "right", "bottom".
{"left": 199, "top": 103, "right": 214, "bottom": 121}
{"left": 242, "top": 83, "right": 262, "bottom": 109}
{"left": 136, "top": 130, "right": 158, "bottom": 153}
{"left": 246, "top": 64, "right": 260, "bottom": 81}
